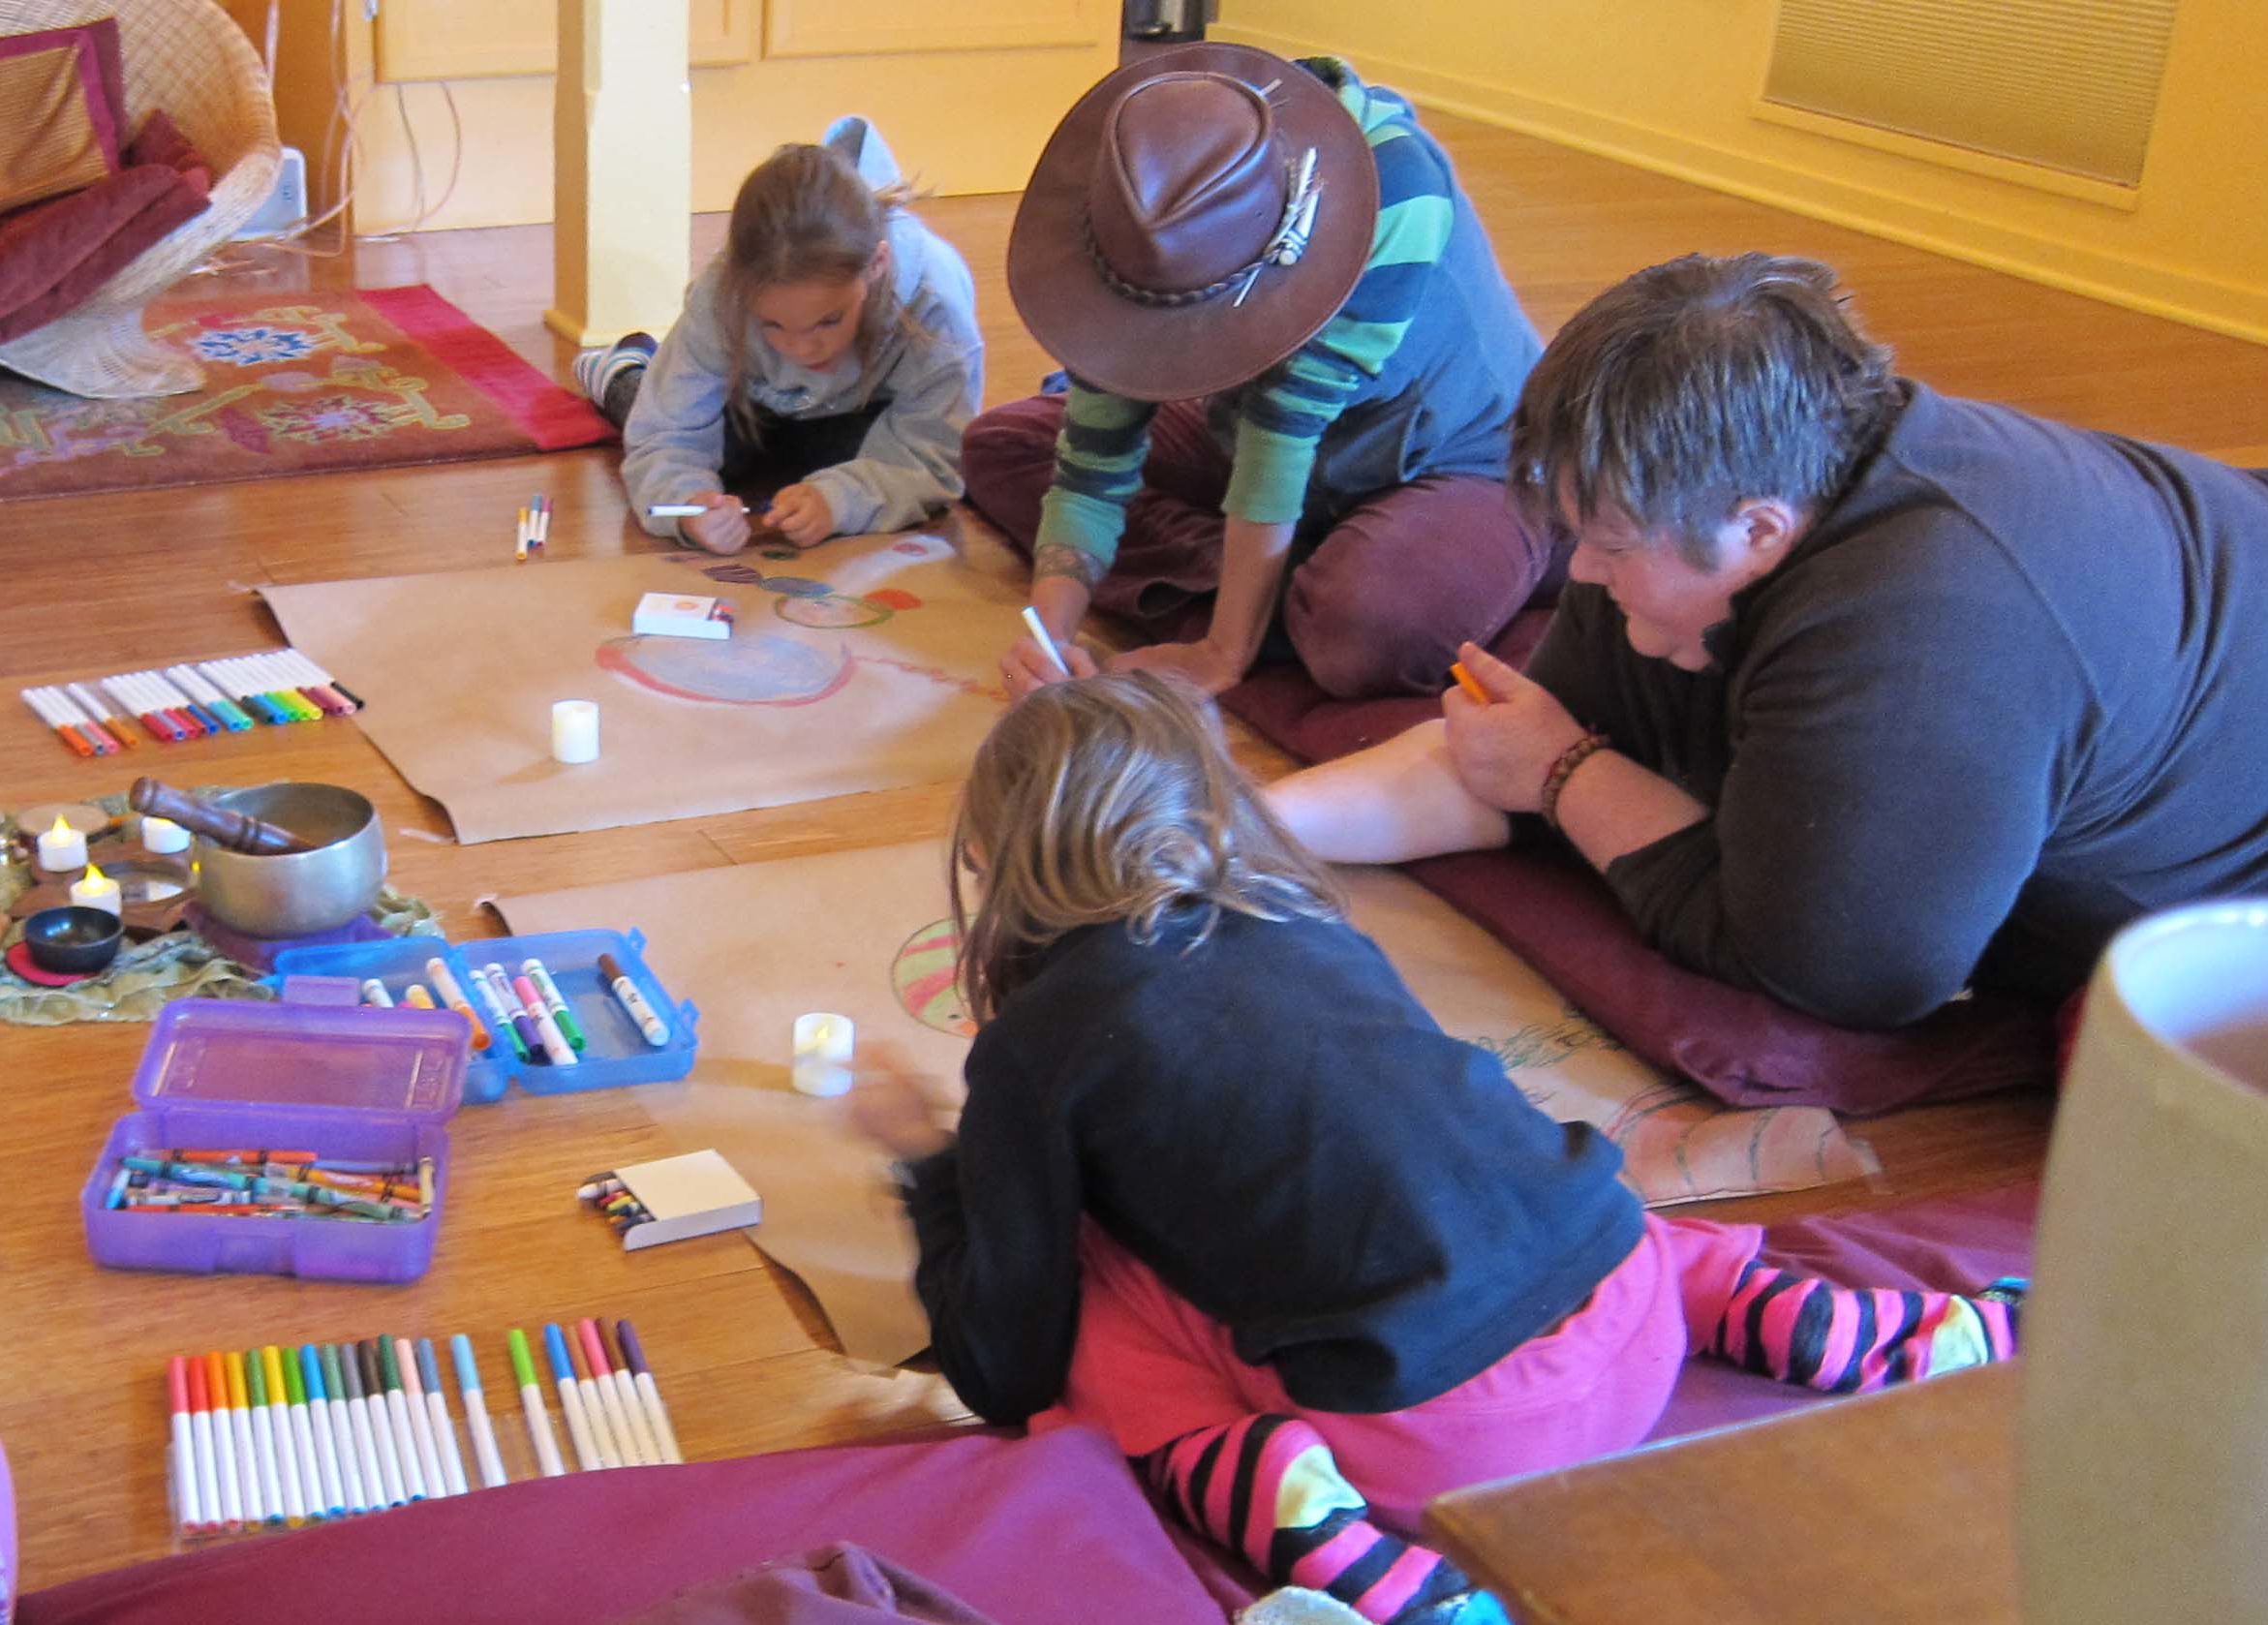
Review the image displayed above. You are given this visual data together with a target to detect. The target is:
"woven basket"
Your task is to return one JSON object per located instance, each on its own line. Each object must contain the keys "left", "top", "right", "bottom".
{"left": 0, "top": 0, "right": 280, "bottom": 398}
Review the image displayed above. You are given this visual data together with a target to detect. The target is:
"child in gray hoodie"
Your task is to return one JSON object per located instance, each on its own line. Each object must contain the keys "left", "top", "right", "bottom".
{"left": 575, "top": 117, "right": 984, "bottom": 553}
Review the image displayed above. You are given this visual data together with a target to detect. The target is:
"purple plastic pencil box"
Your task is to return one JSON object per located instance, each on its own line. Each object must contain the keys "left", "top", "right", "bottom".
{"left": 79, "top": 995, "right": 467, "bottom": 1283}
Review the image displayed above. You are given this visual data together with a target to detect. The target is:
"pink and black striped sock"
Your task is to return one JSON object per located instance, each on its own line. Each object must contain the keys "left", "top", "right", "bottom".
{"left": 1708, "top": 1262, "right": 2022, "bottom": 1394}
{"left": 1138, "top": 1415, "right": 1501, "bottom": 1624}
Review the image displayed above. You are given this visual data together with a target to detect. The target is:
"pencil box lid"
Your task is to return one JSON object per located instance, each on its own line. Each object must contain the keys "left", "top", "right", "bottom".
{"left": 130, "top": 996, "right": 467, "bottom": 1122}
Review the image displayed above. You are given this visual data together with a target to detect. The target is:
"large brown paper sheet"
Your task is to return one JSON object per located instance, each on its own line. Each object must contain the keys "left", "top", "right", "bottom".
{"left": 500, "top": 841, "right": 1864, "bottom": 1367}
{"left": 262, "top": 533, "right": 1024, "bottom": 843}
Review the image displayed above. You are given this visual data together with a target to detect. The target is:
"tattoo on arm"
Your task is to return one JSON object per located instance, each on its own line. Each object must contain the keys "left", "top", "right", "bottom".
{"left": 1033, "top": 543, "right": 1104, "bottom": 589}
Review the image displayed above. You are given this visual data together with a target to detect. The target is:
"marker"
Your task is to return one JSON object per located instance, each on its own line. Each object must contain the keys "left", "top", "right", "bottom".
{"left": 538, "top": 1324, "right": 602, "bottom": 1472}
{"left": 314, "top": 1343, "right": 369, "bottom": 1516}
{"left": 258, "top": 1346, "right": 308, "bottom": 1525}
{"left": 308, "top": 1344, "right": 361, "bottom": 1516}
{"left": 580, "top": 1319, "right": 656, "bottom": 1465}
{"left": 168, "top": 1356, "right": 205, "bottom": 1534}
{"left": 597, "top": 952, "right": 669, "bottom": 1047}
{"left": 1449, "top": 659, "right": 1490, "bottom": 705}
{"left": 507, "top": 1329, "right": 569, "bottom": 1478}
{"left": 340, "top": 1340, "right": 404, "bottom": 1508}
{"left": 19, "top": 687, "right": 96, "bottom": 755}
{"left": 560, "top": 1322, "right": 623, "bottom": 1468}
{"left": 521, "top": 959, "right": 587, "bottom": 1050}
{"left": 425, "top": 958, "right": 491, "bottom": 1051}
{"left": 482, "top": 965, "right": 546, "bottom": 1061}
{"left": 615, "top": 1319, "right": 685, "bottom": 1464}
{"left": 183, "top": 1354, "right": 222, "bottom": 1534}
{"left": 402, "top": 983, "right": 437, "bottom": 1011}
{"left": 393, "top": 1335, "right": 449, "bottom": 1498}
{"left": 374, "top": 1336, "right": 428, "bottom": 1500}
{"left": 243, "top": 1346, "right": 291, "bottom": 1525}
{"left": 203, "top": 1352, "right": 243, "bottom": 1530}
{"left": 414, "top": 1338, "right": 470, "bottom": 1497}
{"left": 647, "top": 504, "right": 717, "bottom": 518}
{"left": 534, "top": 493, "right": 551, "bottom": 549}
{"left": 465, "top": 966, "right": 530, "bottom": 1061}
{"left": 1020, "top": 605, "right": 1073, "bottom": 678}
{"left": 281, "top": 1344, "right": 338, "bottom": 1519}
{"left": 224, "top": 1350, "right": 266, "bottom": 1526}
{"left": 360, "top": 977, "right": 395, "bottom": 1008}
{"left": 513, "top": 972, "right": 579, "bottom": 1067}
{"left": 68, "top": 682, "right": 138, "bottom": 749}
{"left": 515, "top": 505, "right": 531, "bottom": 564}
{"left": 448, "top": 1334, "right": 510, "bottom": 1489}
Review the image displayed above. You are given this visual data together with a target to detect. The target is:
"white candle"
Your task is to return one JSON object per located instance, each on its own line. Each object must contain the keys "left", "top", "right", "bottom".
{"left": 791, "top": 1012, "right": 855, "bottom": 1096}
{"left": 36, "top": 815, "right": 87, "bottom": 872}
{"left": 71, "top": 861, "right": 122, "bottom": 917}
{"left": 140, "top": 815, "right": 190, "bottom": 854}
{"left": 551, "top": 699, "right": 599, "bottom": 765}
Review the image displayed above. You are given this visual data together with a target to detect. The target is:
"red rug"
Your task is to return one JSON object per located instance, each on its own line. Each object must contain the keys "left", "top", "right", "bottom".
{"left": 0, "top": 284, "right": 614, "bottom": 501}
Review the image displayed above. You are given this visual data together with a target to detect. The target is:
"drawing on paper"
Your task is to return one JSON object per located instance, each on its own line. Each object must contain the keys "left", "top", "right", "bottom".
{"left": 595, "top": 632, "right": 852, "bottom": 706}
{"left": 889, "top": 918, "right": 977, "bottom": 1038}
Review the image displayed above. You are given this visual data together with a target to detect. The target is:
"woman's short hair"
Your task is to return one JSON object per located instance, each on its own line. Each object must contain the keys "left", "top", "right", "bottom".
{"left": 1510, "top": 253, "right": 1901, "bottom": 566}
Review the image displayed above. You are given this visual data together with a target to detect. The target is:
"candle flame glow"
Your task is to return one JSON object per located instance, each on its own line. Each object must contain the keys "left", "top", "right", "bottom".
{"left": 82, "top": 862, "right": 106, "bottom": 883}
{"left": 48, "top": 814, "right": 72, "bottom": 838}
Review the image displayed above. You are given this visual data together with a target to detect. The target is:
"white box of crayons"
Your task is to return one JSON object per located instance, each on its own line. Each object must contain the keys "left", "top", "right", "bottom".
{"left": 632, "top": 593, "right": 735, "bottom": 640}
{"left": 586, "top": 1150, "right": 761, "bottom": 1251}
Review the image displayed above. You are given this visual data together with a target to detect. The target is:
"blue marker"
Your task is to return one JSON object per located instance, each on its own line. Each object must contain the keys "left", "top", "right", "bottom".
{"left": 449, "top": 1334, "right": 510, "bottom": 1487}
{"left": 299, "top": 1343, "right": 356, "bottom": 1517}
{"left": 540, "top": 1324, "right": 603, "bottom": 1471}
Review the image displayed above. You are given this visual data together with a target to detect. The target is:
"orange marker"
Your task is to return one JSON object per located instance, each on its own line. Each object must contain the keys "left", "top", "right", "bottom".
{"left": 1449, "top": 660, "right": 1490, "bottom": 705}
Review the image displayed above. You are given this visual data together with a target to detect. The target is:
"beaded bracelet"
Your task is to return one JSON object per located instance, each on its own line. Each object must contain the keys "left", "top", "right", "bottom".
{"left": 1539, "top": 730, "right": 1611, "bottom": 833}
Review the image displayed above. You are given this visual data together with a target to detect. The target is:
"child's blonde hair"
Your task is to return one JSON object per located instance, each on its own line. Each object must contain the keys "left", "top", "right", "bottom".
{"left": 718, "top": 141, "right": 915, "bottom": 438}
{"left": 950, "top": 672, "right": 1346, "bottom": 1025}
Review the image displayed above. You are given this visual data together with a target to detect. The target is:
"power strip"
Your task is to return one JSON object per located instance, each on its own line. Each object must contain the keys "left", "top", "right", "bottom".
{"left": 232, "top": 143, "right": 309, "bottom": 239}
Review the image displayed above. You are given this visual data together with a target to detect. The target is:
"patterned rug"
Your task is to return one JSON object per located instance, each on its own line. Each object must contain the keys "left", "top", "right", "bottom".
{"left": 0, "top": 284, "right": 614, "bottom": 501}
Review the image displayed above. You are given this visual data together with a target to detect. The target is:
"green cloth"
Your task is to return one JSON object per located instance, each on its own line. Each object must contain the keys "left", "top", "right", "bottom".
{"left": 0, "top": 790, "right": 439, "bottom": 1027}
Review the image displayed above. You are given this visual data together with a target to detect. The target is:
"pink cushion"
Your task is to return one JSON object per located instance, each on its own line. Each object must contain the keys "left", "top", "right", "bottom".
{"left": 15, "top": 1426, "right": 1227, "bottom": 1625}
{"left": 1221, "top": 612, "right": 2056, "bottom": 1115}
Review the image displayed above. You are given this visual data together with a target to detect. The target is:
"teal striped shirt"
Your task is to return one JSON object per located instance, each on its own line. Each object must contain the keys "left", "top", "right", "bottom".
{"left": 1037, "top": 59, "right": 1461, "bottom": 570}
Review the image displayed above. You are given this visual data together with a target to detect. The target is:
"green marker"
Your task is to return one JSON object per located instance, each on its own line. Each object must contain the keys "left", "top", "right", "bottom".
{"left": 521, "top": 960, "right": 587, "bottom": 1052}
{"left": 507, "top": 1328, "right": 539, "bottom": 1392}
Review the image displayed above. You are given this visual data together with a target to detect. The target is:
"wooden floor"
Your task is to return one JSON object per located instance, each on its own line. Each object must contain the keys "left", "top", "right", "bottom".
{"left": 7, "top": 105, "right": 2265, "bottom": 1593}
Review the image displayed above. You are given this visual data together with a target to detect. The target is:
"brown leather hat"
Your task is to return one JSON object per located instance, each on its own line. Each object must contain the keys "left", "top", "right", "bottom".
{"left": 1007, "top": 44, "right": 1379, "bottom": 403}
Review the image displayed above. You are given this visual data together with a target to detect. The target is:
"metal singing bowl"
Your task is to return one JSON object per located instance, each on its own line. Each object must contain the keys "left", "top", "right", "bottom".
{"left": 193, "top": 783, "right": 387, "bottom": 938}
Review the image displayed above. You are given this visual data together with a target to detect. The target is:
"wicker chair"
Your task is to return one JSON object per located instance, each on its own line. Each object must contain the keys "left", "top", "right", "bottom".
{"left": 0, "top": 0, "right": 280, "bottom": 398}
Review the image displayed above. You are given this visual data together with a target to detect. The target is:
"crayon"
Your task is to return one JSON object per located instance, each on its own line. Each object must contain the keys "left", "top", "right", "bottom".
{"left": 614, "top": 1319, "right": 685, "bottom": 1464}
{"left": 1449, "top": 659, "right": 1490, "bottom": 705}
{"left": 508, "top": 1328, "right": 569, "bottom": 1478}
{"left": 597, "top": 952, "right": 669, "bottom": 1047}
{"left": 449, "top": 1334, "right": 510, "bottom": 1489}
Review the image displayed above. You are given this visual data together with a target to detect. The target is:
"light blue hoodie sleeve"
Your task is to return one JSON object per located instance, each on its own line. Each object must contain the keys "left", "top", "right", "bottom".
{"left": 800, "top": 226, "right": 985, "bottom": 537}
{"left": 622, "top": 259, "right": 741, "bottom": 536}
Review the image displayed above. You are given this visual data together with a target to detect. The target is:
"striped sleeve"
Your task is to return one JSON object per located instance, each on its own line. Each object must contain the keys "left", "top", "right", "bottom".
{"left": 1035, "top": 380, "right": 1158, "bottom": 571}
{"left": 1224, "top": 107, "right": 1456, "bottom": 525}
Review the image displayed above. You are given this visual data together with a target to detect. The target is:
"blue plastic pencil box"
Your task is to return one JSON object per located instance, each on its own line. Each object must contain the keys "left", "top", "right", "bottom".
{"left": 268, "top": 926, "right": 699, "bottom": 1104}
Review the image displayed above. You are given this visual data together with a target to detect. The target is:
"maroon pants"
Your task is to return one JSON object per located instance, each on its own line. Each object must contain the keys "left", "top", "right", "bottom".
{"left": 961, "top": 395, "right": 1565, "bottom": 699}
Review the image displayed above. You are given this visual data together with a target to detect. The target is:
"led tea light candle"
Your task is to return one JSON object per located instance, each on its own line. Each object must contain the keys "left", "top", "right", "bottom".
{"left": 791, "top": 1013, "right": 855, "bottom": 1097}
{"left": 140, "top": 815, "right": 190, "bottom": 855}
{"left": 551, "top": 700, "right": 599, "bottom": 765}
{"left": 71, "top": 861, "right": 122, "bottom": 917}
{"left": 37, "top": 815, "right": 87, "bottom": 872}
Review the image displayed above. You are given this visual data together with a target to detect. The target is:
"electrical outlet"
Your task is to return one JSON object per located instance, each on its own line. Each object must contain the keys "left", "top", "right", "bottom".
{"left": 232, "top": 145, "right": 309, "bottom": 239}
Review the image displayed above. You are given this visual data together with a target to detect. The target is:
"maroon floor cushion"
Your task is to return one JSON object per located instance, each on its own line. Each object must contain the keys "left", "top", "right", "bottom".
{"left": 17, "top": 1426, "right": 1229, "bottom": 1625}
{"left": 1222, "top": 617, "right": 2058, "bottom": 1116}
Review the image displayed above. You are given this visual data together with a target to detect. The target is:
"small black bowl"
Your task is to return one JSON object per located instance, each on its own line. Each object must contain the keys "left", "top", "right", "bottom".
{"left": 23, "top": 905, "right": 123, "bottom": 974}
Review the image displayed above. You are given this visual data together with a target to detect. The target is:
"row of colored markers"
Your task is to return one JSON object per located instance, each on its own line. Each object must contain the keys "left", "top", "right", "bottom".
{"left": 18, "top": 650, "right": 363, "bottom": 757}
{"left": 167, "top": 1319, "right": 682, "bottom": 1539}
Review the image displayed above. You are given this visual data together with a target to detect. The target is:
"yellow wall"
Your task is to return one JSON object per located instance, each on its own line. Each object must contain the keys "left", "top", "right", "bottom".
{"left": 1217, "top": 0, "right": 2268, "bottom": 346}
{"left": 244, "top": 0, "right": 1118, "bottom": 235}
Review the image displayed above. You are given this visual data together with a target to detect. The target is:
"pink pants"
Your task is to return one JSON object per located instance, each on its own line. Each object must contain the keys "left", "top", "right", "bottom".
{"left": 961, "top": 395, "right": 1565, "bottom": 699}
{"left": 1030, "top": 1214, "right": 1764, "bottom": 1530}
